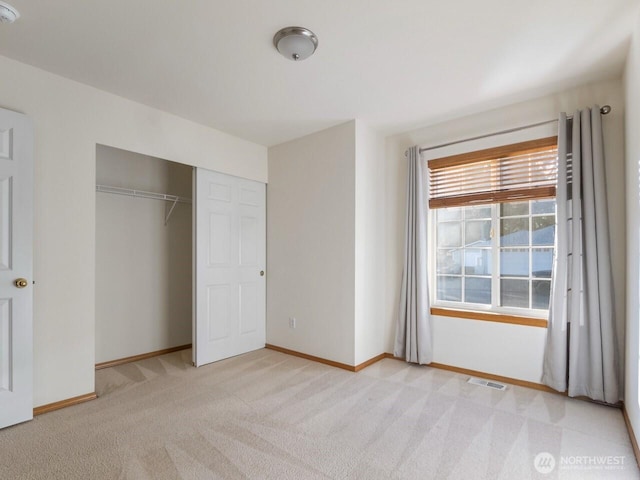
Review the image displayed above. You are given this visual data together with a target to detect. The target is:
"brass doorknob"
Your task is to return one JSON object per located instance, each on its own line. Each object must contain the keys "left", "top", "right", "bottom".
{"left": 260, "top": 271, "right": 265, "bottom": 276}
{"left": 14, "top": 278, "right": 28, "bottom": 288}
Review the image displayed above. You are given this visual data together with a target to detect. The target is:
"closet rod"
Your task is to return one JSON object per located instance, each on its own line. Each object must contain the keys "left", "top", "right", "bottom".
{"left": 417, "top": 105, "right": 612, "bottom": 154}
{"left": 96, "top": 184, "right": 192, "bottom": 204}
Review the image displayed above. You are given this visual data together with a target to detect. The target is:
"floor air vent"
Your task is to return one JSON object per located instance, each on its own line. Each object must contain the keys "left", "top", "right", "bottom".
{"left": 467, "top": 377, "right": 507, "bottom": 391}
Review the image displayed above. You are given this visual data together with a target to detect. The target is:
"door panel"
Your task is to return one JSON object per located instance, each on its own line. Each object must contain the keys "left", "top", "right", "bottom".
{"left": 0, "top": 109, "right": 33, "bottom": 429}
{"left": 208, "top": 182, "right": 232, "bottom": 202}
{"left": 207, "top": 285, "right": 230, "bottom": 342}
{"left": 0, "top": 299, "right": 12, "bottom": 391}
{"left": 239, "top": 282, "right": 258, "bottom": 335}
{"left": 0, "top": 128, "right": 12, "bottom": 159}
{"left": 239, "top": 186, "right": 260, "bottom": 206}
{"left": 240, "top": 216, "right": 258, "bottom": 265}
{"left": 0, "top": 177, "right": 12, "bottom": 270}
{"left": 194, "top": 169, "right": 265, "bottom": 366}
{"left": 209, "top": 212, "right": 231, "bottom": 265}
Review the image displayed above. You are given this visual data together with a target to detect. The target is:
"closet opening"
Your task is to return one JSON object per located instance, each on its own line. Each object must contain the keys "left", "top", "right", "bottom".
{"left": 95, "top": 145, "right": 193, "bottom": 368}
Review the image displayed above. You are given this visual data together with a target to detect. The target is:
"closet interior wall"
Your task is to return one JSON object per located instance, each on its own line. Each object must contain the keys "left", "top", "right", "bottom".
{"left": 95, "top": 145, "right": 192, "bottom": 364}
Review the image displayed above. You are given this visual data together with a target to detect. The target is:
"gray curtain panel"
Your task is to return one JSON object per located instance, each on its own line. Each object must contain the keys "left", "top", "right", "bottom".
{"left": 542, "top": 107, "right": 620, "bottom": 403}
{"left": 394, "top": 146, "right": 433, "bottom": 364}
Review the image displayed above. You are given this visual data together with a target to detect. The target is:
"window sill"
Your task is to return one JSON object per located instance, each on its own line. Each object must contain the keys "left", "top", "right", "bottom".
{"left": 430, "top": 307, "right": 548, "bottom": 328}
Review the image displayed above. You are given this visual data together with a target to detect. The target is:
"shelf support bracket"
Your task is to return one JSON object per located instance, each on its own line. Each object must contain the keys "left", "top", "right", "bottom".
{"left": 165, "top": 197, "right": 179, "bottom": 225}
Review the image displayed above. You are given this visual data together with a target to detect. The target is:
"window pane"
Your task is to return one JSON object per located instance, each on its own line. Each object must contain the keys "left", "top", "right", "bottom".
{"left": 465, "top": 249, "right": 491, "bottom": 275}
{"left": 532, "top": 216, "right": 555, "bottom": 245}
{"left": 465, "top": 277, "right": 491, "bottom": 304}
{"left": 437, "top": 222, "right": 462, "bottom": 247}
{"left": 437, "top": 249, "right": 462, "bottom": 275}
{"left": 500, "top": 248, "right": 529, "bottom": 277}
{"left": 437, "top": 276, "right": 461, "bottom": 301}
{"left": 532, "top": 280, "right": 551, "bottom": 309}
{"left": 532, "top": 199, "right": 555, "bottom": 214}
{"left": 465, "top": 220, "right": 491, "bottom": 245}
{"left": 433, "top": 194, "right": 555, "bottom": 313}
{"left": 501, "top": 201, "right": 529, "bottom": 217}
{"left": 501, "top": 279, "right": 529, "bottom": 308}
{"left": 532, "top": 248, "right": 553, "bottom": 278}
{"left": 438, "top": 207, "right": 462, "bottom": 222}
{"left": 500, "top": 218, "right": 529, "bottom": 246}
{"left": 465, "top": 206, "right": 491, "bottom": 219}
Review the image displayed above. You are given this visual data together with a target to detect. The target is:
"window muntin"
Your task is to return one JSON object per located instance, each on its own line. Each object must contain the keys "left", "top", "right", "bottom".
{"left": 436, "top": 205, "right": 492, "bottom": 305}
{"left": 499, "top": 199, "right": 554, "bottom": 310}
{"left": 434, "top": 199, "right": 555, "bottom": 314}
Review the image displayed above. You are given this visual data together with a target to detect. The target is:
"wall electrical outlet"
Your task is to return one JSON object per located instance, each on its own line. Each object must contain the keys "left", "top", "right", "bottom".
{"left": 289, "top": 317, "right": 297, "bottom": 329}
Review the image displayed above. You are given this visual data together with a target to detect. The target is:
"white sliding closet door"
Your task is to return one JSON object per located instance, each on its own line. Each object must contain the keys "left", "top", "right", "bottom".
{"left": 193, "top": 168, "right": 266, "bottom": 367}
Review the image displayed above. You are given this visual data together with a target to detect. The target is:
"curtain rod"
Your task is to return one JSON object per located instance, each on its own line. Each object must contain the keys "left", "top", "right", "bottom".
{"left": 417, "top": 105, "right": 612, "bottom": 154}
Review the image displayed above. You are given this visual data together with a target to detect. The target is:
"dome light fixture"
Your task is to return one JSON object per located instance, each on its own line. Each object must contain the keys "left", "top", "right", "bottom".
{"left": 273, "top": 26, "right": 318, "bottom": 61}
{"left": 0, "top": 1, "right": 19, "bottom": 24}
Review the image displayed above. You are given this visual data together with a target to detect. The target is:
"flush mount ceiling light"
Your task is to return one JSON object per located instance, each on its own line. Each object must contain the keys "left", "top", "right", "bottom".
{"left": 0, "top": 1, "right": 19, "bottom": 23}
{"left": 273, "top": 26, "right": 318, "bottom": 61}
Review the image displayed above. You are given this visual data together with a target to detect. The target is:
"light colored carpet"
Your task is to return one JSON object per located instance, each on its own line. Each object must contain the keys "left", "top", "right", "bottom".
{"left": 0, "top": 348, "right": 638, "bottom": 479}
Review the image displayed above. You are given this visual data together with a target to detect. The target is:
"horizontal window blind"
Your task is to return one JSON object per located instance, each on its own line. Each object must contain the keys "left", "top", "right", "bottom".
{"left": 428, "top": 136, "right": 558, "bottom": 208}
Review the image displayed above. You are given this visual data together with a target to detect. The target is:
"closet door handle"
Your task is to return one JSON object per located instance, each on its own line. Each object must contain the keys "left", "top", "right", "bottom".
{"left": 14, "top": 278, "right": 28, "bottom": 288}
{"left": 260, "top": 271, "right": 265, "bottom": 277}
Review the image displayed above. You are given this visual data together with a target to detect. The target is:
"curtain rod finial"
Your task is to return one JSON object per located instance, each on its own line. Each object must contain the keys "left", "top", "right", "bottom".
{"left": 600, "top": 105, "right": 612, "bottom": 115}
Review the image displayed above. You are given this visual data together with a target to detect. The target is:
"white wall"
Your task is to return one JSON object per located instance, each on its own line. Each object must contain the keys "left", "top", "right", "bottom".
{"left": 385, "top": 78, "right": 626, "bottom": 383}
{"left": 624, "top": 9, "right": 640, "bottom": 446}
{"left": 267, "top": 121, "right": 357, "bottom": 365}
{"left": 95, "top": 146, "right": 192, "bottom": 363}
{"left": 354, "top": 122, "right": 386, "bottom": 364}
{"left": 267, "top": 120, "right": 387, "bottom": 366}
{"left": 0, "top": 55, "right": 267, "bottom": 407}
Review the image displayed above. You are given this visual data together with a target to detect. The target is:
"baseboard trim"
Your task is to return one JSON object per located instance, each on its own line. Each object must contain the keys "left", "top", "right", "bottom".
{"left": 265, "top": 344, "right": 386, "bottom": 372}
{"left": 383, "top": 353, "right": 557, "bottom": 393}
{"left": 354, "top": 353, "right": 387, "bottom": 372}
{"left": 33, "top": 392, "right": 97, "bottom": 416}
{"left": 265, "top": 344, "right": 356, "bottom": 371}
{"left": 264, "top": 345, "right": 558, "bottom": 393}
{"left": 95, "top": 344, "right": 192, "bottom": 370}
{"left": 622, "top": 404, "right": 640, "bottom": 468}
{"left": 430, "top": 362, "right": 557, "bottom": 393}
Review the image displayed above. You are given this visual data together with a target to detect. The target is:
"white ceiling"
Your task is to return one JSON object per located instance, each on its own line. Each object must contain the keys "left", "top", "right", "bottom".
{"left": 0, "top": 0, "right": 638, "bottom": 146}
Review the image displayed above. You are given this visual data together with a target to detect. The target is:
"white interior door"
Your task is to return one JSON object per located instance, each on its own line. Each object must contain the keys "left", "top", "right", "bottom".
{"left": 194, "top": 168, "right": 265, "bottom": 366}
{"left": 0, "top": 108, "right": 34, "bottom": 429}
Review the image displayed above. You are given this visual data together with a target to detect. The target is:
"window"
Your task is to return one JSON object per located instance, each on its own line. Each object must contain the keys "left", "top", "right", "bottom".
{"left": 429, "top": 137, "right": 557, "bottom": 320}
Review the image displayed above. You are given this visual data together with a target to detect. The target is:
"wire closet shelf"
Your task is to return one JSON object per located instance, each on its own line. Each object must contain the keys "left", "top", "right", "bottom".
{"left": 96, "top": 184, "right": 191, "bottom": 225}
